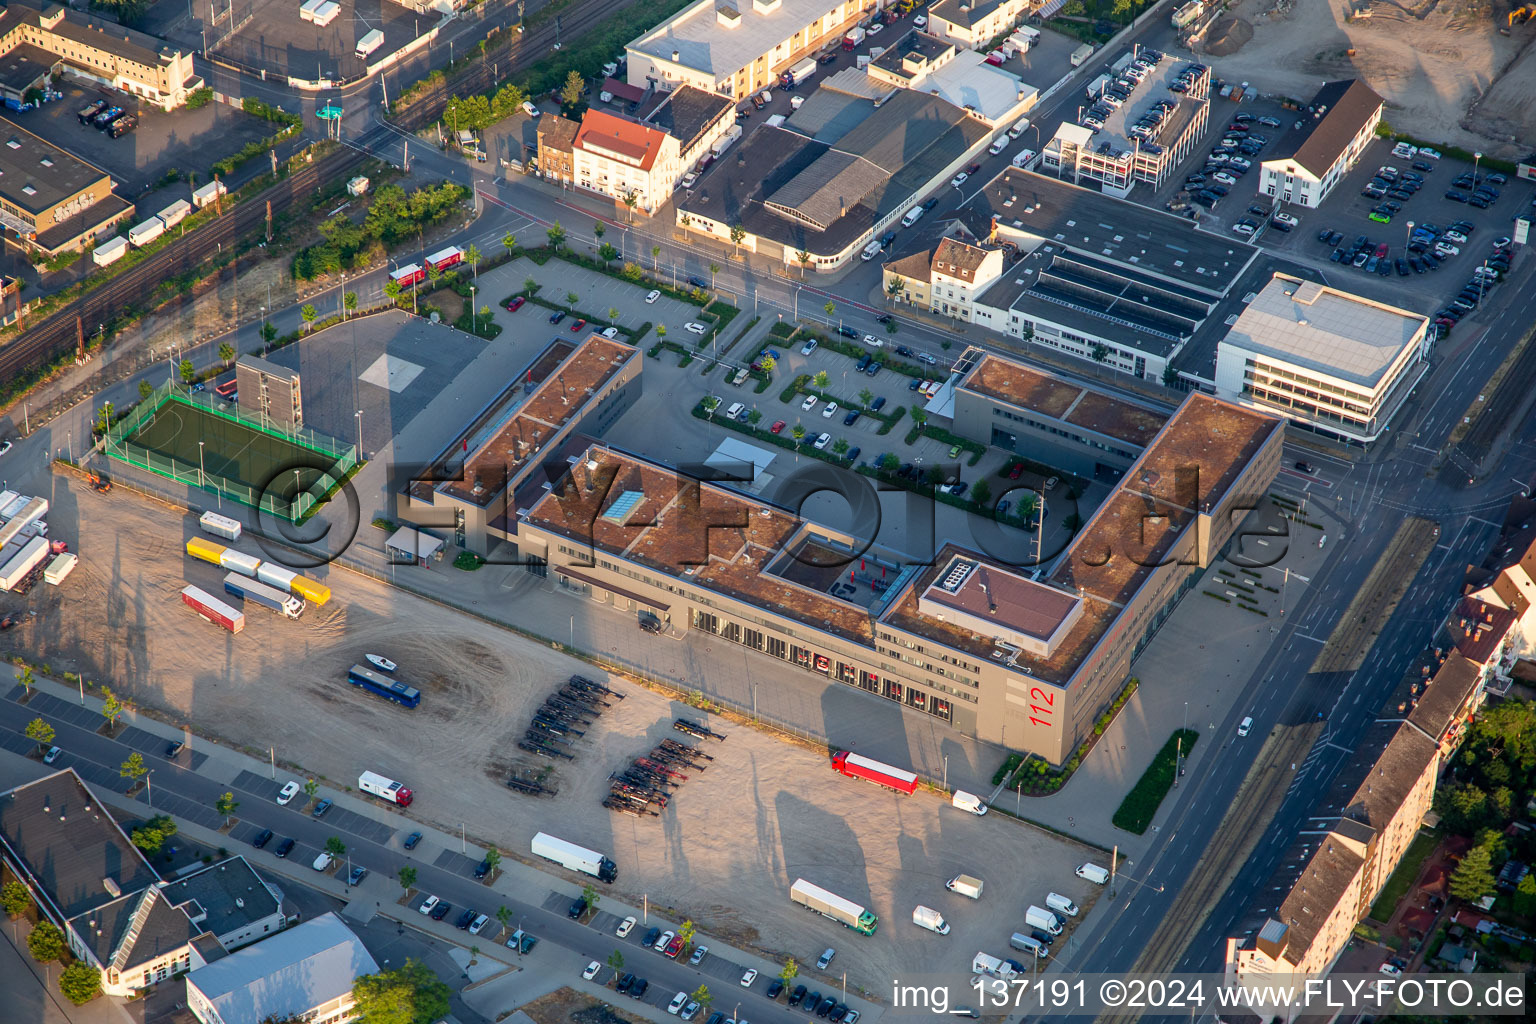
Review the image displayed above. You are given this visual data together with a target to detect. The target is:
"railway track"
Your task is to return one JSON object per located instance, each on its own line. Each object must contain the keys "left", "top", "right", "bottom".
{"left": 0, "top": 144, "right": 370, "bottom": 394}
{"left": 392, "top": 0, "right": 641, "bottom": 131}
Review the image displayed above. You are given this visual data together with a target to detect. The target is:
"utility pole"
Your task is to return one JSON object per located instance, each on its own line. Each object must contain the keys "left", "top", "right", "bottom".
{"left": 265, "top": 200, "right": 272, "bottom": 243}
{"left": 75, "top": 315, "right": 84, "bottom": 362}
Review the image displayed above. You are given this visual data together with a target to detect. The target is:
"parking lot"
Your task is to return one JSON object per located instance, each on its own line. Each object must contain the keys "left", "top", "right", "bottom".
{"left": 1149, "top": 92, "right": 1535, "bottom": 321}
{"left": 11, "top": 77, "right": 276, "bottom": 194}
{"left": 206, "top": 0, "right": 429, "bottom": 81}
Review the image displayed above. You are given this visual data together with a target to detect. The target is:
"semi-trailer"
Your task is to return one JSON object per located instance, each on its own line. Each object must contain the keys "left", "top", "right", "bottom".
{"left": 830, "top": 751, "right": 918, "bottom": 794}
{"left": 390, "top": 263, "right": 426, "bottom": 288}
{"left": 425, "top": 246, "right": 464, "bottom": 272}
{"left": 220, "top": 549, "right": 261, "bottom": 577}
{"left": 128, "top": 217, "right": 165, "bottom": 247}
{"left": 531, "top": 832, "right": 619, "bottom": 882}
{"left": 223, "top": 572, "right": 304, "bottom": 619}
{"left": 192, "top": 180, "right": 228, "bottom": 208}
{"left": 199, "top": 511, "right": 243, "bottom": 541}
{"left": 43, "top": 553, "right": 77, "bottom": 586}
{"left": 186, "top": 537, "right": 226, "bottom": 565}
{"left": 789, "top": 878, "right": 878, "bottom": 935}
{"left": 181, "top": 584, "right": 245, "bottom": 633}
{"left": 0, "top": 536, "right": 50, "bottom": 591}
{"left": 92, "top": 236, "right": 128, "bottom": 266}
{"left": 359, "top": 769, "right": 413, "bottom": 805}
{"left": 157, "top": 199, "right": 192, "bottom": 228}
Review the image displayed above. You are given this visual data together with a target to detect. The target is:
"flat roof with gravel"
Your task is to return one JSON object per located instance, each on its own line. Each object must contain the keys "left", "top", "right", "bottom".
{"left": 628, "top": 0, "right": 846, "bottom": 78}
{"left": 958, "top": 352, "right": 1170, "bottom": 447}
{"left": 1222, "top": 274, "right": 1426, "bottom": 388}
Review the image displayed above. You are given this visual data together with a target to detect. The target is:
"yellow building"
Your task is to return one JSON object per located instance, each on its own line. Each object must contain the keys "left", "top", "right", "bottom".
{"left": 0, "top": 117, "right": 132, "bottom": 255}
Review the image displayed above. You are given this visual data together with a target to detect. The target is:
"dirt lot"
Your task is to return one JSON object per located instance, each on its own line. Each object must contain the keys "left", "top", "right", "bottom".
{"left": 1194, "top": 0, "right": 1536, "bottom": 159}
{"left": 2, "top": 478, "right": 1102, "bottom": 985}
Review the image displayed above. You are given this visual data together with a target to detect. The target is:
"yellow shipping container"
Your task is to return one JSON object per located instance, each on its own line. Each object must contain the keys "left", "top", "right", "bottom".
{"left": 290, "top": 575, "right": 331, "bottom": 606}
{"left": 186, "top": 537, "right": 226, "bottom": 565}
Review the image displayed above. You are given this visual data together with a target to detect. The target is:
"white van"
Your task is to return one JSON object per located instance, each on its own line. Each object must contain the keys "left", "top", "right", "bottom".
{"left": 725, "top": 402, "right": 746, "bottom": 420}
{"left": 1009, "top": 933, "right": 1048, "bottom": 958}
{"left": 951, "top": 791, "right": 988, "bottom": 815}
{"left": 1045, "top": 892, "right": 1078, "bottom": 917}
{"left": 1075, "top": 863, "right": 1109, "bottom": 885}
{"left": 1238, "top": 716, "right": 1253, "bottom": 737}
{"left": 901, "top": 205, "right": 925, "bottom": 228}
{"left": 1008, "top": 118, "right": 1030, "bottom": 139}
{"left": 988, "top": 136, "right": 1008, "bottom": 156}
{"left": 861, "top": 239, "right": 883, "bottom": 261}
{"left": 1011, "top": 149, "right": 1037, "bottom": 169}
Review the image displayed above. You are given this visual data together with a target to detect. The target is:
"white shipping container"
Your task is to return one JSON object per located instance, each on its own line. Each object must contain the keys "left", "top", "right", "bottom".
{"left": 128, "top": 217, "right": 165, "bottom": 247}
{"left": 199, "top": 510, "right": 243, "bottom": 541}
{"left": 312, "top": 0, "right": 340, "bottom": 26}
{"left": 257, "top": 561, "right": 297, "bottom": 592}
{"left": 192, "top": 180, "right": 227, "bottom": 208}
{"left": 157, "top": 199, "right": 192, "bottom": 228}
{"left": 44, "top": 553, "right": 77, "bottom": 585}
{"left": 93, "top": 236, "right": 128, "bottom": 266}
{"left": 219, "top": 549, "right": 262, "bottom": 577}
{"left": 300, "top": 0, "right": 325, "bottom": 20}
{"left": 0, "top": 491, "right": 18, "bottom": 517}
{"left": 346, "top": 176, "right": 369, "bottom": 196}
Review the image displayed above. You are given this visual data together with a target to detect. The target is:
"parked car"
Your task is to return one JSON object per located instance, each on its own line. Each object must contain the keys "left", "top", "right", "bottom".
{"left": 276, "top": 781, "right": 301, "bottom": 805}
{"left": 311, "top": 799, "right": 332, "bottom": 818}
{"left": 548, "top": 310, "right": 566, "bottom": 324}
{"left": 741, "top": 968, "right": 759, "bottom": 987}
{"left": 348, "top": 865, "right": 368, "bottom": 885}
{"left": 505, "top": 296, "right": 526, "bottom": 312}
{"left": 275, "top": 837, "right": 295, "bottom": 858}
{"left": 251, "top": 828, "right": 273, "bottom": 849}
{"left": 403, "top": 831, "right": 422, "bottom": 850}
{"left": 569, "top": 897, "right": 588, "bottom": 919}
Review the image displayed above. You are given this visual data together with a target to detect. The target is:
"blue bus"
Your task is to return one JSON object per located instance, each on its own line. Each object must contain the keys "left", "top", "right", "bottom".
{"left": 346, "top": 665, "right": 421, "bottom": 709}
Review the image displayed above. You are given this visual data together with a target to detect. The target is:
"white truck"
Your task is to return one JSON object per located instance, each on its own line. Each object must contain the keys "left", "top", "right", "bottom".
{"left": 946, "top": 874, "right": 984, "bottom": 899}
{"left": 532, "top": 832, "right": 619, "bottom": 882}
{"left": 311, "top": 0, "right": 339, "bottom": 26}
{"left": 783, "top": 57, "right": 818, "bottom": 87}
{"left": 359, "top": 770, "right": 414, "bottom": 806}
{"left": 712, "top": 123, "right": 742, "bottom": 156}
{"left": 912, "top": 906, "right": 950, "bottom": 935}
{"left": 765, "top": 114, "right": 786, "bottom": 128}
{"left": 1085, "top": 73, "right": 1112, "bottom": 102}
{"left": 790, "top": 878, "right": 878, "bottom": 935}
{"left": 356, "top": 28, "right": 385, "bottom": 60}
{"left": 972, "top": 952, "right": 1017, "bottom": 979}
{"left": 1025, "top": 905, "right": 1063, "bottom": 935}
{"left": 843, "top": 27, "right": 866, "bottom": 49}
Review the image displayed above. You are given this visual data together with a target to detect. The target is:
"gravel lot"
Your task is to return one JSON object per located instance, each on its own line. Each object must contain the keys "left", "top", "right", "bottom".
{"left": 2, "top": 479, "right": 1101, "bottom": 986}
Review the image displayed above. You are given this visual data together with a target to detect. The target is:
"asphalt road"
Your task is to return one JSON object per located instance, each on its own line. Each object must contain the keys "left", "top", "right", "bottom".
{"left": 0, "top": 682, "right": 844, "bottom": 1024}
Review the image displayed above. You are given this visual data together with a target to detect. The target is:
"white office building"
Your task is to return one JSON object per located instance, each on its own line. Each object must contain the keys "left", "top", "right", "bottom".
{"left": 1214, "top": 274, "right": 1430, "bottom": 445}
{"left": 1258, "top": 79, "right": 1383, "bottom": 208}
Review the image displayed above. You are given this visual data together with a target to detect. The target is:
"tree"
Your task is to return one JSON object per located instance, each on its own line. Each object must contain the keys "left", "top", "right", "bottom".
{"left": 219, "top": 342, "right": 235, "bottom": 364}
{"left": 780, "top": 958, "right": 799, "bottom": 985}
{"left": 384, "top": 281, "right": 402, "bottom": 304}
{"left": 561, "top": 69, "right": 585, "bottom": 110}
{"left": 1089, "top": 343, "right": 1110, "bottom": 374}
{"left": 260, "top": 321, "right": 278, "bottom": 346}
{"left": 581, "top": 883, "right": 600, "bottom": 912}
{"left": 504, "top": 231, "right": 519, "bottom": 255}
{"left": 729, "top": 223, "right": 746, "bottom": 255}
{"left": 607, "top": 307, "right": 621, "bottom": 323}
{"left": 971, "top": 479, "right": 992, "bottom": 508}
{"left": 179, "top": 359, "right": 197, "bottom": 384}
{"left": 887, "top": 277, "right": 906, "bottom": 302}
{"left": 747, "top": 409, "right": 762, "bottom": 426}
{"left": 215, "top": 791, "right": 238, "bottom": 828}
{"left": 813, "top": 370, "right": 829, "bottom": 389}
{"left": 465, "top": 244, "right": 482, "bottom": 280}
{"left": 496, "top": 905, "right": 512, "bottom": 931}
{"left": 301, "top": 304, "right": 318, "bottom": 331}
{"left": 524, "top": 276, "right": 539, "bottom": 295}
{"left": 858, "top": 387, "right": 874, "bottom": 408}
{"left": 598, "top": 242, "right": 618, "bottom": 268}
{"left": 1162, "top": 365, "right": 1180, "bottom": 388}
{"left": 709, "top": 262, "right": 721, "bottom": 288}
{"left": 138, "top": 379, "right": 153, "bottom": 400}
{"left": 791, "top": 424, "right": 807, "bottom": 447}
{"left": 796, "top": 250, "right": 811, "bottom": 278}
{"left": 832, "top": 438, "right": 849, "bottom": 457}
{"left": 656, "top": 324, "right": 668, "bottom": 341}
{"left": 120, "top": 752, "right": 146, "bottom": 784}
{"left": 824, "top": 300, "right": 836, "bottom": 321}
{"left": 691, "top": 984, "right": 712, "bottom": 1010}
{"left": 343, "top": 291, "right": 358, "bottom": 314}
{"left": 18, "top": 665, "right": 34, "bottom": 697}
{"left": 679, "top": 919, "right": 696, "bottom": 952}
{"left": 651, "top": 244, "right": 662, "bottom": 271}
{"left": 1450, "top": 842, "right": 1497, "bottom": 902}
{"left": 621, "top": 262, "right": 643, "bottom": 282}
{"left": 758, "top": 354, "right": 776, "bottom": 375}
{"left": 399, "top": 865, "right": 417, "bottom": 892}
{"left": 351, "top": 960, "right": 451, "bottom": 1024}
{"left": 25, "top": 717, "right": 53, "bottom": 756}
{"left": 27, "top": 920, "right": 64, "bottom": 962}
{"left": 877, "top": 453, "right": 899, "bottom": 473}
{"left": 592, "top": 221, "right": 605, "bottom": 241}
{"left": 304, "top": 778, "right": 320, "bottom": 801}
{"left": 325, "top": 836, "right": 346, "bottom": 859}
{"left": 130, "top": 815, "right": 176, "bottom": 855}
{"left": 547, "top": 221, "right": 566, "bottom": 249}
{"left": 2, "top": 880, "right": 31, "bottom": 918}
{"left": 427, "top": 265, "right": 442, "bottom": 289}
{"left": 608, "top": 949, "right": 626, "bottom": 975}
{"left": 911, "top": 408, "right": 929, "bottom": 434}
{"left": 566, "top": 290, "right": 580, "bottom": 307}
{"left": 59, "top": 961, "right": 101, "bottom": 1006}
{"left": 702, "top": 396, "right": 720, "bottom": 417}
{"left": 484, "top": 849, "right": 502, "bottom": 874}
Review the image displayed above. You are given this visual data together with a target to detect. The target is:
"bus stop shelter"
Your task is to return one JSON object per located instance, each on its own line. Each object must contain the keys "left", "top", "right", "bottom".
{"left": 385, "top": 525, "right": 445, "bottom": 566}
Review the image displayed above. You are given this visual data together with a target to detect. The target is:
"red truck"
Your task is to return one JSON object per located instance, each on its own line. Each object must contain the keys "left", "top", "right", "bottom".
{"left": 181, "top": 584, "right": 245, "bottom": 633}
{"left": 390, "top": 263, "right": 426, "bottom": 288}
{"left": 425, "top": 246, "right": 464, "bottom": 272}
{"left": 831, "top": 751, "right": 918, "bottom": 794}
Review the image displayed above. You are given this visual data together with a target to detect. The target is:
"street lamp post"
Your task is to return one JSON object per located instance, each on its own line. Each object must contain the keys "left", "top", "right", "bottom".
{"left": 355, "top": 410, "right": 364, "bottom": 457}
{"left": 1473, "top": 151, "right": 1483, "bottom": 188}
{"left": 198, "top": 441, "right": 205, "bottom": 487}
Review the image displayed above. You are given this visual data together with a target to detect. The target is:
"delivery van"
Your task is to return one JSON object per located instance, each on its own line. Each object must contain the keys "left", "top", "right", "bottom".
{"left": 1076, "top": 863, "right": 1109, "bottom": 885}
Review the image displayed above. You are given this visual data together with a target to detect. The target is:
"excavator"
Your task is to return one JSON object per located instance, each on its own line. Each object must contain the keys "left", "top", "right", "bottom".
{"left": 1503, "top": 5, "right": 1533, "bottom": 34}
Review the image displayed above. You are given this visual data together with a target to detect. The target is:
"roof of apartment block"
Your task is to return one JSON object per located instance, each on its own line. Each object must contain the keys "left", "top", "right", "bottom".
{"left": 1274, "top": 836, "right": 1366, "bottom": 967}
{"left": 437, "top": 337, "right": 637, "bottom": 506}
{"left": 1407, "top": 652, "right": 1481, "bottom": 745}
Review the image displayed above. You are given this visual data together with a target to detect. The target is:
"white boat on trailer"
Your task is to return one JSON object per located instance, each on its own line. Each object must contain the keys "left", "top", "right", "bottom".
{"left": 366, "top": 654, "right": 397, "bottom": 673}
